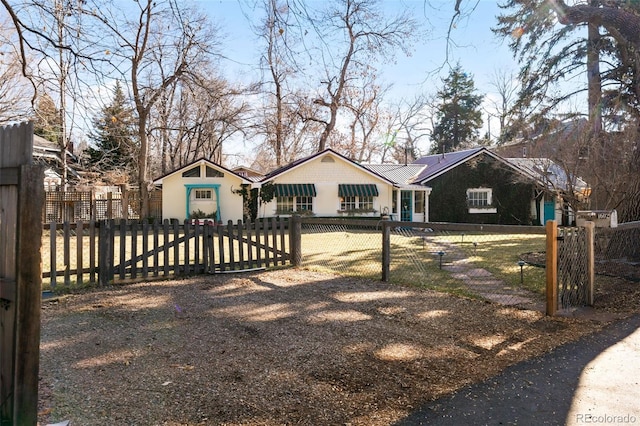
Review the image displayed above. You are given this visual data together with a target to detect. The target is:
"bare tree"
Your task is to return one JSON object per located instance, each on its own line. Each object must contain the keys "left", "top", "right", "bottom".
{"left": 339, "top": 69, "right": 388, "bottom": 162}
{"left": 1, "top": 0, "right": 225, "bottom": 216}
{"left": 254, "top": 0, "right": 302, "bottom": 167}
{"left": 486, "top": 68, "right": 520, "bottom": 144}
{"left": 0, "top": 30, "right": 33, "bottom": 124}
{"left": 381, "top": 94, "right": 432, "bottom": 163}
{"left": 151, "top": 67, "right": 250, "bottom": 175}
{"left": 85, "top": 0, "right": 222, "bottom": 217}
{"left": 2, "top": 0, "right": 93, "bottom": 186}
{"left": 298, "top": 0, "right": 417, "bottom": 152}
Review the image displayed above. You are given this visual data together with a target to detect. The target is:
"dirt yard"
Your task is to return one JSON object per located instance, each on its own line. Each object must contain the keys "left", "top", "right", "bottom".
{"left": 38, "top": 268, "right": 639, "bottom": 425}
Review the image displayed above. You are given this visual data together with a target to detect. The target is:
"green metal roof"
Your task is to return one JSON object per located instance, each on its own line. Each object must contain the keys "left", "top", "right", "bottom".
{"left": 338, "top": 184, "right": 379, "bottom": 197}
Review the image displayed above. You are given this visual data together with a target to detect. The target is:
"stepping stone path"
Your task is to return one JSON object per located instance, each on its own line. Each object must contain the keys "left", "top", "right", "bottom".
{"left": 439, "top": 247, "right": 544, "bottom": 311}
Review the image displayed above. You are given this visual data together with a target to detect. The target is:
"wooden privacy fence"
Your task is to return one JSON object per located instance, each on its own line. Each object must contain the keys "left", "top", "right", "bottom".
{"left": 1, "top": 122, "right": 43, "bottom": 425}
{"left": 43, "top": 217, "right": 294, "bottom": 288}
{"left": 545, "top": 220, "right": 595, "bottom": 316}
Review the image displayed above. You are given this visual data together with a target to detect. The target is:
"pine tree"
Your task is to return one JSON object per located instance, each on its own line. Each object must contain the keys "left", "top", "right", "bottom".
{"left": 85, "top": 81, "right": 137, "bottom": 172}
{"left": 34, "top": 93, "right": 62, "bottom": 145}
{"left": 430, "top": 64, "right": 484, "bottom": 154}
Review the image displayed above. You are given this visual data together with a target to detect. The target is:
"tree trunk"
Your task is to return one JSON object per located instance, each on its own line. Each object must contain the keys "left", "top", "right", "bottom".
{"left": 587, "top": 1, "right": 602, "bottom": 134}
{"left": 138, "top": 111, "right": 150, "bottom": 219}
{"left": 555, "top": 1, "right": 640, "bottom": 221}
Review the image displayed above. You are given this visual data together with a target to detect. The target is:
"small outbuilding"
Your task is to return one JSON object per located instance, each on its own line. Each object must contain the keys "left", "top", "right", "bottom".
{"left": 153, "top": 158, "right": 253, "bottom": 223}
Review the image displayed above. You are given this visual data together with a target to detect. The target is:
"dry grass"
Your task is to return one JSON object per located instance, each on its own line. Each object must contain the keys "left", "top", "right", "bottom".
{"left": 37, "top": 268, "right": 639, "bottom": 425}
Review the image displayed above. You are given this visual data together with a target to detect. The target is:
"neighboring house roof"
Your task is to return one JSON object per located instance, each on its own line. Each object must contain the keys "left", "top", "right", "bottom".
{"left": 32, "top": 134, "right": 81, "bottom": 179}
{"left": 505, "top": 157, "right": 590, "bottom": 193}
{"left": 261, "top": 148, "right": 396, "bottom": 186}
{"left": 412, "top": 147, "right": 518, "bottom": 184}
{"left": 232, "top": 166, "right": 265, "bottom": 182}
{"left": 494, "top": 118, "right": 590, "bottom": 158}
{"left": 152, "top": 157, "right": 253, "bottom": 185}
{"left": 361, "top": 164, "right": 429, "bottom": 191}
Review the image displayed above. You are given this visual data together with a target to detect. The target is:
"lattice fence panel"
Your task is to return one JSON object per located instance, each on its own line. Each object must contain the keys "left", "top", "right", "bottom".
{"left": 558, "top": 227, "right": 589, "bottom": 308}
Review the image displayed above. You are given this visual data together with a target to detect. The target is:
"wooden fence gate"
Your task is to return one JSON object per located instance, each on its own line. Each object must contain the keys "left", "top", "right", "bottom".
{"left": 42, "top": 217, "right": 299, "bottom": 289}
{"left": 0, "top": 123, "right": 44, "bottom": 425}
{"left": 558, "top": 224, "right": 594, "bottom": 309}
{"left": 545, "top": 220, "right": 595, "bottom": 315}
{"left": 97, "top": 218, "right": 292, "bottom": 285}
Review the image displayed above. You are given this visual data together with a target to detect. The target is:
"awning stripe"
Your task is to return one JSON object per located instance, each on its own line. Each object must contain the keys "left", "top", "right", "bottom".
{"left": 338, "top": 184, "right": 379, "bottom": 197}
{"left": 274, "top": 183, "right": 317, "bottom": 197}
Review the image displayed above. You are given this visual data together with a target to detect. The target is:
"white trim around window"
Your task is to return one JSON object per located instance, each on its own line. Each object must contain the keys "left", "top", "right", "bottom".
{"left": 194, "top": 189, "right": 213, "bottom": 200}
{"left": 276, "top": 195, "right": 314, "bottom": 214}
{"left": 467, "top": 188, "right": 497, "bottom": 214}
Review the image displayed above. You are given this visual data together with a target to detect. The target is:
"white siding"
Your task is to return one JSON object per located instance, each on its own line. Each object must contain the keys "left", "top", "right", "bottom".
{"left": 260, "top": 153, "right": 394, "bottom": 218}
{"left": 161, "top": 162, "right": 246, "bottom": 222}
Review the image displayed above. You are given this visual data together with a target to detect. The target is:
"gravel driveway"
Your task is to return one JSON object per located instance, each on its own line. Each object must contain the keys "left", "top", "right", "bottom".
{"left": 38, "top": 269, "right": 630, "bottom": 425}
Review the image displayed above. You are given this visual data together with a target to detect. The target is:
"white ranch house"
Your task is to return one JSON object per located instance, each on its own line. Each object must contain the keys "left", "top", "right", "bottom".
{"left": 258, "top": 149, "right": 432, "bottom": 222}
{"left": 153, "top": 150, "right": 436, "bottom": 224}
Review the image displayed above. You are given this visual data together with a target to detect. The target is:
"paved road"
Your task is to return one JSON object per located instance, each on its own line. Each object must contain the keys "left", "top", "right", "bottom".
{"left": 395, "top": 314, "right": 640, "bottom": 426}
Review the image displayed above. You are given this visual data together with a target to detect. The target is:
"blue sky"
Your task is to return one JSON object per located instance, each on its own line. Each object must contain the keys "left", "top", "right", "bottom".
{"left": 195, "top": 0, "right": 588, "bottom": 163}
{"left": 200, "top": 0, "right": 519, "bottom": 105}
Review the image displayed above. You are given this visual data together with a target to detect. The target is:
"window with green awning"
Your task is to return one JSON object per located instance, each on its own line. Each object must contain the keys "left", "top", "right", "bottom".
{"left": 338, "top": 184, "right": 379, "bottom": 197}
{"left": 274, "top": 183, "right": 317, "bottom": 197}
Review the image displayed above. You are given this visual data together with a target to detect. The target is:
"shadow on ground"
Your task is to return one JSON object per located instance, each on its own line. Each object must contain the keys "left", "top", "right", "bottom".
{"left": 395, "top": 314, "right": 640, "bottom": 426}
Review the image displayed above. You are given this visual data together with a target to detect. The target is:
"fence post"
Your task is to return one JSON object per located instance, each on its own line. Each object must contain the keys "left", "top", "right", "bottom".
{"left": 0, "top": 122, "right": 44, "bottom": 425}
{"left": 13, "top": 164, "right": 44, "bottom": 425}
{"left": 98, "top": 219, "right": 113, "bottom": 286}
{"left": 122, "top": 187, "right": 129, "bottom": 221}
{"left": 382, "top": 220, "right": 391, "bottom": 282}
{"left": 585, "top": 221, "right": 595, "bottom": 306}
{"left": 107, "top": 192, "right": 113, "bottom": 219}
{"left": 546, "top": 220, "right": 558, "bottom": 316}
{"left": 290, "top": 215, "right": 302, "bottom": 266}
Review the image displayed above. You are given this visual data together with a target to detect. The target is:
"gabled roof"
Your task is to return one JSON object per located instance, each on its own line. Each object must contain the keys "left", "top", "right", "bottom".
{"left": 361, "top": 164, "right": 429, "bottom": 190}
{"left": 411, "top": 147, "right": 590, "bottom": 196}
{"left": 505, "top": 157, "right": 590, "bottom": 192}
{"left": 412, "top": 147, "right": 517, "bottom": 184}
{"left": 152, "top": 157, "right": 252, "bottom": 185}
{"left": 261, "top": 148, "right": 396, "bottom": 186}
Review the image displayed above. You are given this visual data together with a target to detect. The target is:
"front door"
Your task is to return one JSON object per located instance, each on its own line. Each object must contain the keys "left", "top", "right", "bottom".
{"left": 401, "top": 190, "right": 412, "bottom": 221}
{"left": 543, "top": 201, "right": 555, "bottom": 224}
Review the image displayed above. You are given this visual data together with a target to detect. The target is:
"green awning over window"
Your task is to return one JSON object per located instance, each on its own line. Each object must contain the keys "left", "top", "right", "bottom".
{"left": 274, "top": 183, "right": 317, "bottom": 197}
{"left": 338, "top": 184, "right": 379, "bottom": 197}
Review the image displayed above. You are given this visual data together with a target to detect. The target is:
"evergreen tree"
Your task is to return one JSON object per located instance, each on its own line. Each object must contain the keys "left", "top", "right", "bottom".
{"left": 85, "top": 81, "right": 137, "bottom": 172}
{"left": 495, "top": 0, "right": 640, "bottom": 221}
{"left": 34, "top": 93, "right": 62, "bottom": 145}
{"left": 430, "top": 64, "right": 484, "bottom": 154}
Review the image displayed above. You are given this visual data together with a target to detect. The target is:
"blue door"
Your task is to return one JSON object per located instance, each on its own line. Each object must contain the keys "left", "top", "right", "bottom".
{"left": 543, "top": 201, "right": 555, "bottom": 224}
{"left": 401, "top": 191, "right": 412, "bottom": 221}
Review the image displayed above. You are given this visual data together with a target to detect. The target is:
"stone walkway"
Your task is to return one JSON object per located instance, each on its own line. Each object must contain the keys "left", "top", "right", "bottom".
{"left": 440, "top": 252, "right": 544, "bottom": 311}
